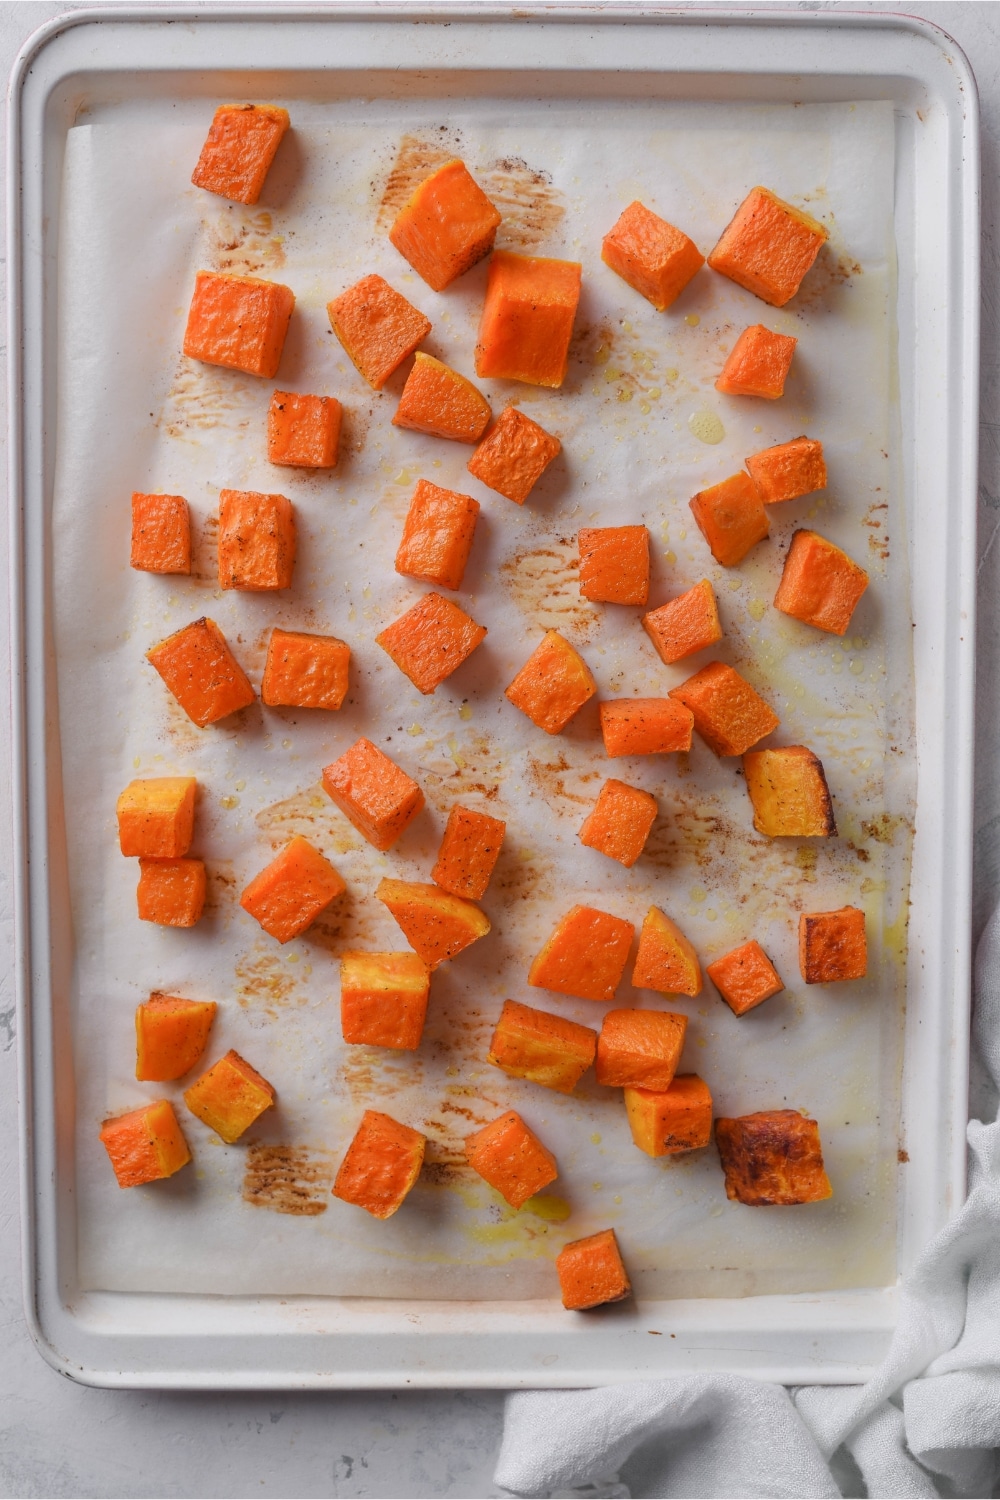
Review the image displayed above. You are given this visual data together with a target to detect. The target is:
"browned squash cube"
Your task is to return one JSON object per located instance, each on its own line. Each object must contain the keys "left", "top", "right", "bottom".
{"left": 595, "top": 1007, "right": 687, "bottom": 1090}
{"left": 556, "top": 1228, "right": 631, "bottom": 1310}
{"left": 529, "top": 905, "right": 634, "bottom": 1003}
{"left": 578, "top": 778, "right": 657, "bottom": 867}
{"left": 487, "top": 999, "right": 597, "bottom": 1095}
{"left": 625, "top": 1075, "right": 713, "bottom": 1157}
{"left": 240, "top": 835, "right": 346, "bottom": 944}
{"left": 798, "top": 906, "right": 867, "bottom": 984}
{"left": 321, "top": 738, "right": 424, "bottom": 851}
{"left": 261, "top": 628, "right": 350, "bottom": 712}
{"left": 670, "top": 661, "right": 779, "bottom": 757}
{"left": 376, "top": 593, "right": 486, "bottom": 695}
{"left": 339, "top": 951, "right": 431, "bottom": 1051}
{"left": 743, "top": 746, "right": 836, "bottom": 837}
{"left": 505, "top": 630, "right": 596, "bottom": 735}
{"left": 465, "top": 1110, "right": 558, "bottom": 1209}
{"left": 184, "top": 1050, "right": 275, "bottom": 1144}
{"left": 715, "top": 1109, "right": 833, "bottom": 1205}
{"left": 332, "top": 1110, "right": 425, "bottom": 1218}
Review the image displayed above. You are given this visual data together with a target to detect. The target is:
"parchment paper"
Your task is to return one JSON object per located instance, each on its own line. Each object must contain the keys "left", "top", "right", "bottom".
{"left": 52, "top": 96, "right": 911, "bottom": 1299}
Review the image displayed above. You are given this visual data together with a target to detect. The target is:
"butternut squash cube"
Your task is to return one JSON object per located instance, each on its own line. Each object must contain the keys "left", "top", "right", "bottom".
{"left": 431, "top": 804, "right": 506, "bottom": 900}
{"left": 467, "top": 405, "right": 561, "bottom": 505}
{"left": 184, "top": 1049, "right": 276, "bottom": 1144}
{"left": 642, "top": 579, "right": 723, "bottom": 665}
{"left": 465, "top": 1110, "right": 558, "bottom": 1209}
{"left": 393, "top": 352, "right": 491, "bottom": 443}
{"left": 599, "top": 698, "right": 693, "bottom": 757}
{"left": 389, "top": 158, "right": 501, "bottom": 291}
{"left": 745, "top": 436, "right": 827, "bottom": 504}
{"left": 774, "top": 530, "right": 869, "bottom": 635}
{"left": 579, "top": 778, "right": 657, "bottom": 868}
{"left": 376, "top": 878, "right": 489, "bottom": 968}
{"left": 395, "top": 479, "right": 480, "bottom": 591}
{"left": 625, "top": 1075, "right": 713, "bottom": 1157}
{"left": 601, "top": 200, "right": 704, "bottom": 311}
{"left": 332, "top": 1109, "right": 425, "bottom": 1219}
{"left": 217, "top": 489, "right": 295, "bottom": 591}
{"left": 376, "top": 593, "right": 486, "bottom": 695}
{"left": 743, "top": 745, "right": 837, "bottom": 837}
{"left": 632, "top": 907, "right": 702, "bottom": 997}
{"left": 578, "top": 525, "right": 650, "bottom": 605}
{"left": 670, "top": 661, "right": 779, "bottom": 757}
{"left": 137, "top": 857, "right": 206, "bottom": 928}
{"left": 716, "top": 324, "right": 797, "bottom": 399}
{"left": 191, "top": 103, "right": 290, "bottom": 205}
{"left": 475, "top": 251, "right": 582, "bottom": 388}
{"left": 100, "top": 1100, "right": 192, "bottom": 1187}
{"left": 707, "top": 940, "right": 783, "bottom": 1016}
{"left": 183, "top": 270, "right": 294, "bottom": 379}
{"left": 240, "top": 835, "right": 346, "bottom": 944}
{"left": 556, "top": 1228, "right": 631, "bottom": 1310}
{"left": 529, "top": 905, "right": 634, "bottom": 1003}
{"left": 136, "top": 994, "right": 217, "bottom": 1082}
{"left": 487, "top": 998, "right": 597, "bottom": 1095}
{"left": 322, "top": 738, "right": 424, "bottom": 851}
{"left": 707, "top": 187, "right": 828, "bottom": 307}
{"left": 340, "top": 951, "right": 431, "bottom": 1051}
{"left": 146, "top": 616, "right": 256, "bottom": 726}
{"left": 799, "top": 906, "right": 867, "bottom": 984}
{"left": 261, "top": 628, "right": 350, "bottom": 711}
{"left": 267, "top": 390, "right": 341, "bottom": 469}
{"left": 131, "top": 492, "right": 191, "bottom": 575}
{"left": 689, "top": 472, "right": 768, "bottom": 567}
{"left": 596, "top": 1007, "right": 687, "bottom": 1090}
{"left": 505, "top": 630, "right": 596, "bottom": 735}
{"left": 117, "top": 777, "right": 197, "bottom": 858}
{"left": 327, "top": 274, "right": 431, "bottom": 391}
{"left": 715, "top": 1109, "right": 833, "bottom": 1204}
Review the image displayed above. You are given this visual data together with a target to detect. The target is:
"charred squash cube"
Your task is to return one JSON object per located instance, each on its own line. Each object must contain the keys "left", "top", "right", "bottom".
{"left": 799, "top": 906, "right": 867, "bottom": 984}
{"left": 715, "top": 1109, "right": 833, "bottom": 1204}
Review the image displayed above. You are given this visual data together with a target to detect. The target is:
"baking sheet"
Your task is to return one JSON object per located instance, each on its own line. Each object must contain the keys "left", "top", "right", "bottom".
{"left": 52, "top": 95, "right": 912, "bottom": 1300}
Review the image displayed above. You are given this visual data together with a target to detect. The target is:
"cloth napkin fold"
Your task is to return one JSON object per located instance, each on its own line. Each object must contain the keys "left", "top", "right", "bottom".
{"left": 493, "top": 909, "right": 1000, "bottom": 1499}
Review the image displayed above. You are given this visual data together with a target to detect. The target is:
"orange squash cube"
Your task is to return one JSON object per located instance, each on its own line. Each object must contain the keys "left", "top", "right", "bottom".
{"left": 632, "top": 907, "right": 702, "bottom": 997}
{"left": 431, "top": 804, "right": 506, "bottom": 900}
{"left": 183, "top": 270, "right": 294, "bottom": 379}
{"left": 487, "top": 998, "right": 597, "bottom": 1095}
{"left": 670, "top": 661, "right": 779, "bottom": 757}
{"left": 136, "top": 994, "right": 217, "bottom": 1082}
{"left": 467, "top": 405, "right": 561, "bottom": 505}
{"left": 393, "top": 352, "right": 491, "bottom": 443}
{"left": 137, "top": 857, "right": 206, "bottom": 927}
{"left": 601, "top": 201, "right": 704, "bottom": 311}
{"left": 389, "top": 158, "right": 501, "bottom": 291}
{"left": 579, "top": 778, "right": 657, "bottom": 868}
{"left": 131, "top": 492, "right": 191, "bottom": 575}
{"left": 689, "top": 471, "right": 769, "bottom": 567}
{"left": 184, "top": 1049, "right": 276, "bottom": 1144}
{"left": 100, "top": 1100, "right": 192, "bottom": 1187}
{"left": 596, "top": 1007, "right": 687, "bottom": 1090}
{"left": 465, "top": 1110, "right": 558, "bottom": 1209}
{"left": 240, "top": 835, "right": 346, "bottom": 944}
{"left": 376, "top": 593, "right": 486, "bottom": 695}
{"left": 117, "top": 777, "right": 197, "bottom": 858}
{"left": 578, "top": 526, "right": 650, "bottom": 605}
{"left": 321, "top": 738, "right": 424, "bottom": 851}
{"left": 599, "top": 698, "right": 693, "bottom": 757}
{"left": 774, "top": 530, "right": 869, "bottom": 635}
{"left": 624, "top": 1075, "right": 713, "bottom": 1157}
{"left": 505, "top": 630, "right": 596, "bottom": 735}
{"left": 556, "top": 1228, "right": 631, "bottom": 1310}
{"left": 261, "top": 628, "right": 350, "bottom": 712}
{"left": 799, "top": 906, "right": 867, "bottom": 984}
{"left": 395, "top": 480, "right": 480, "bottom": 592}
{"left": 327, "top": 274, "right": 431, "bottom": 391}
{"left": 642, "top": 580, "right": 723, "bottom": 665}
{"left": 146, "top": 616, "right": 256, "bottom": 727}
{"left": 339, "top": 951, "right": 431, "bottom": 1051}
{"left": 745, "top": 436, "right": 827, "bottom": 504}
{"left": 332, "top": 1110, "right": 426, "bottom": 1219}
{"left": 707, "top": 940, "right": 783, "bottom": 1016}
{"left": 217, "top": 489, "right": 295, "bottom": 591}
{"left": 716, "top": 324, "right": 797, "bottom": 399}
{"left": 707, "top": 187, "right": 828, "bottom": 307}
{"left": 376, "top": 878, "right": 490, "bottom": 968}
{"left": 529, "top": 905, "right": 634, "bottom": 1003}
{"left": 743, "top": 745, "right": 837, "bottom": 837}
{"left": 475, "top": 251, "right": 582, "bottom": 388}
{"left": 191, "top": 103, "right": 290, "bottom": 205}
{"left": 267, "top": 390, "right": 341, "bottom": 469}
{"left": 716, "top": 1109, "right": 833, "bottom": 1204}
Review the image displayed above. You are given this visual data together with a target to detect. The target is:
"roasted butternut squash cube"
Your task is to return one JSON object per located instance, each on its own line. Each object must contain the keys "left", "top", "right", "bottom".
{"left": 376, "top": 878, "right": 490, "bottom": 968}
{"left": 601, "top": 200, "right": 704, "bottom": 311}
{"left": 715, "top": 1109, "right": 833, "bottom": 1204}
{"left": 240, "top": 835, "right": 346, "bottom": 944}
{"left": 743, "top": 746, "right": 836, "bottom": 837}
{"left": 431, "top": 804, "right": 506, "bottom": 900}
{"left": 506, "top": 630, "right": 596, "bottom": 735}
{"left": 689, "top": 472, "right": 769, "bottom": 567}
{"left": 745, "top": 436, "right": 827, "bottom": 504}
{"left": 136, "top": 994, "right": 217, "bottom": 1082}
{"left": 578, "top": 526, "right": 650, "bottom": 605}
{"left": 389, "top": 158, "right": 501, "bottom": 291}
{"left": 465, "top": 1110, "right": 558, "bottom": 1209}
{"left": 100, "top": 1100, "right": 192, "bottom": 1187}
{"left": 716, "top": 324, "right": 797, "bottom": 399}
{"left": 799, "top": 906, "right": 867, "bottom": 984}
{"left": 707, "top": 187, "right": 828, "bottom": 307}
{"left": 191, "top": 103, "right": 289, "bottom": 205}
{"left": 529, "top": 905, "right": 634, "bottom": 1003}
{"left": 596, "top": 1007, "right": 687, "bottom": 1090}
{"left": 327, "top": 274, "right": 431, "bottom": 391}
{"left": 217, "top": 489, "right": 295, "bottom": 591}
{"left": 556, "top": 1228, "right": 631, "bottom": 1310}
{"left": 774, "top": 530, "right": 869, "bottom": 635}
{"left": 137, "top": 857, "right": 206, "bottom": 927}
{"left": 599, "top": 698, "right": 693, "bottom": 757}
{"left": 393, "top": 352, "right": 491, "bottom": 443}
{"left": 624, "top": 1075, "right": 713, "bottom": 1158}
{"left": 632, "top": 907, "right": 702, "bottom": 997}
{"left": 261, "top": 628, "right": 350, "bottom": 711}
{"left": 117, "top": 777, "right": 197, "bottom": 858}
{"left": 670, "top": 662, "right": 779, "bottom": 757}
{"left": 642, "top": 579, "right": 723, "bottom": 665}
{"left": 376, "top": 593, "right": 486, "bottom": 695}
{"left": 332, "top": 1110, "right": 426, "bottom": 1219}
{"left": 146, "top": 616, "right": 256, "bottom": 726}
{"left": 131, "top": 492, "right": 191, "bottom": 575}
{"left": 321, "top": 738, "right": 424, "bottom": 851}
{"left": 487, "top": 998, "right": 597, "bottom": 1095}
{"left": 475, "top": 251, "right": 582, "bottom": 388}
{"left": 395, "top": 479, "right": 480, "bottom": 591}
{"left": 267, "top": 390, "right": 341, "bottom": 469}
{"left": 467, "top": 405, "right": 561, "bottom": 505}
{"left": 184, "top": 1049, "right": 276, "bottom": 1144}
{"left": 183, "top": 270, "right": 294, "bottom": 379}
{"left": 579, "top": 779, "right": 657, "bottom": 868}
{"left": 707, "top": 940, "right": 783, "bottom": 1016}
{"left": 340, "top": 951, "right": 431, "bottom": 1051}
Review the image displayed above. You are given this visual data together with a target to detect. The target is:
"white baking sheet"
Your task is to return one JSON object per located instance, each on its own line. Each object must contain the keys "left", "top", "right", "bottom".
{"left": 52, "top": 95, "right": 911, "bottom": 1300}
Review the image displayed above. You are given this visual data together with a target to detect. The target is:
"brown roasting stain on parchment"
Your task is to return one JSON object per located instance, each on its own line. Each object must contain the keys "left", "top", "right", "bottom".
{"left": 376, "top": 134, "right": 459, "bottom": 228}
{"left": 242, "top": 1143, "right": 333, "bottom": 1216}
{"left": 158, "top": 362, "right": 252, "bottom": 439}
{"left": 207, "top": 210, "right": 287, "bottom": 274}
{"left": 235, "top": 947, "right": 302, "bottom": 1016}
{"left": 501, "top": 540, "right": 598, "bottom": 638}
{"left": 256, "top": 785, "right": 362, "bottom": 854}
